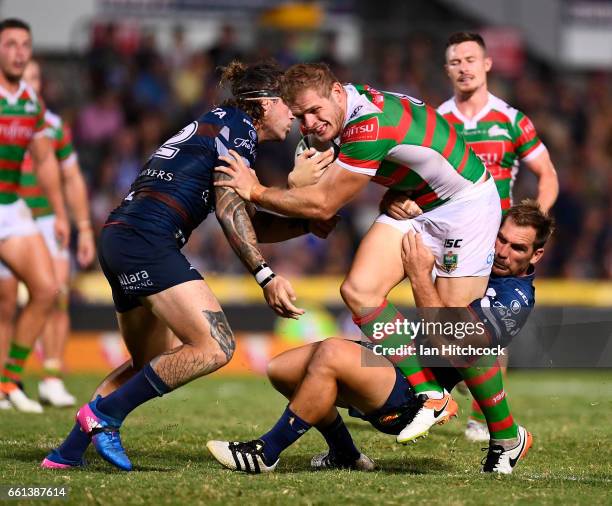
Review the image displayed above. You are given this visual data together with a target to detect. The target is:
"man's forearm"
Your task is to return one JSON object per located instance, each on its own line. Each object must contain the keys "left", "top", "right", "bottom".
{"left": 36, "top": 154, "right": 67, "bottom": 220}
{"left": 252, "top": 184, "right": 334, "bottom": 221}
{"left": 537, "top": 170, "right": 559, "bottom": 213}
{"left": 251, "top": 211, "right": 309, "bottom": 243}
{"left": 408, "top": 271, "right": 444, "bottom": 308}
{"left": 215, "top": 176, "right": 266, "bottom": 272}
{"left": 64, "top": 164, "right": 91, "bottom": 227}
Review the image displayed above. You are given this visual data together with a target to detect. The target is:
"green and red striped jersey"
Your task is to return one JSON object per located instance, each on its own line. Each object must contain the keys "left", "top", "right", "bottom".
{"left": 20, "top": 110, "right": 77, "bottom": 218}
{"left": 438, "top": 93, "right": 546, "bottom": 211}
{"left": 335, "top": 85, "right": 488, "bottom": 212}
{"left": 0, "top": 81, "right": 46, "bottom": 205}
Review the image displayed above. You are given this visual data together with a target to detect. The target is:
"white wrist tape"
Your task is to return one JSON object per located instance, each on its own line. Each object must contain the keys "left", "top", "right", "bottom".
{"left": 253, "top": 264, "right": 276, "bottom": 287}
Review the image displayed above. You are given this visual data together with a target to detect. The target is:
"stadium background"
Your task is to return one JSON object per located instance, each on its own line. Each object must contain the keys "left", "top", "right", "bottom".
{"left": 1, "top": 0, "right": 610, "bottom": 372}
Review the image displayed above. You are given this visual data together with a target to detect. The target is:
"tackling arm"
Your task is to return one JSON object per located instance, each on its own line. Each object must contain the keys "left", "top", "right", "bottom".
{"left": 214, "top": 170, "right": 305, "bottom": 319}
{"left": 215, "top": 150, "right": 371, "bottom": 221}
{"left": 214, "top": 171, "right": 266, "bottom": 272}
{"left": 252, "top": 162, "right": 370, "bottom": 220}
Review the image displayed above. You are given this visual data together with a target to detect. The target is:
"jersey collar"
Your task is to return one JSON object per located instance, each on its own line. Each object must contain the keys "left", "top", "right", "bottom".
{"left": 0, "top": 80, "right": 27, "bottom": 105}
{"left": 342, "top": 84, "right": 382, "bottom": 127}
{"left": 450, "top": 92, "right": 494, "bottom": 130}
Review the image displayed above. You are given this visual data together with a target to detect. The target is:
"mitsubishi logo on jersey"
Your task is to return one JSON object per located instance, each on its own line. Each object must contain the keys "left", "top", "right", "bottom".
{"left": 488, "top": 125, "right": 511, "bottom": 139}
{"left": 0, "top": 121, "right": 34, "bottom": 142}
{"left": 24, "top": 101, "right": 37, "bottom": 113}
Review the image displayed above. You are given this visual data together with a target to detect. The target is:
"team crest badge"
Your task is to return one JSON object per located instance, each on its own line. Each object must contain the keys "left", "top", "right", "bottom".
{"left": 442, "top": 253, "right": 458, "bottom": 273}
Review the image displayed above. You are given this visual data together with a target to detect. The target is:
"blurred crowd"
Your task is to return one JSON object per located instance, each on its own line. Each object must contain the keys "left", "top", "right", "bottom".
{"left": 39, "top": 22, "right": 611, "bottom": 279}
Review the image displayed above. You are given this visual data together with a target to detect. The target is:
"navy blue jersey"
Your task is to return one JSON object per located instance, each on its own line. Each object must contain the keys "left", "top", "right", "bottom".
{"left": 469, "top": 267, "right": 536, "bottom": 347}
{"left": 108, "top": 106, "right": 258, "bottom": 244}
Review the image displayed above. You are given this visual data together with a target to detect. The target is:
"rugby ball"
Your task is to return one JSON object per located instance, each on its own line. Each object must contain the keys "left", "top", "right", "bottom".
{"left": 295, "top": 134, "right": 340, "bottom": 160}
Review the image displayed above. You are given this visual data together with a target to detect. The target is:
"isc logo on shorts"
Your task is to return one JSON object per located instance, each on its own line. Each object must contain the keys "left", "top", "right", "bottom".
{"left": 118, "top": 270, "right": 153, "bottom": 291}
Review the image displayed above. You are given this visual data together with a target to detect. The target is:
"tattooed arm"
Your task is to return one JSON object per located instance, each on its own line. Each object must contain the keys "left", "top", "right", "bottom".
{"left": 214, "top": 170, "right": 265, "bottom": 272}
{"left": 250, "top": 211, "right": 338, "bottom": 243}
{"left": 214, "top": 170, "right": 305, "bottom": 319}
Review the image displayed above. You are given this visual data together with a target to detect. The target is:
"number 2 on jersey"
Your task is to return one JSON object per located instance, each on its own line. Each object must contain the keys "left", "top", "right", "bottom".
{"left": 154, "top": 121, "right": 198, "bottom": 160}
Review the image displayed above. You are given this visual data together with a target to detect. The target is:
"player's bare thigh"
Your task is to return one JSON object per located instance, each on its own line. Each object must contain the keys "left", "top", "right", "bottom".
{"left": 435, "top": 276, "right": 489, "bottom": 306}
{"left": 0, "top": 233, "right": 57, "bottom": 295}
{"left": 312, "top": 338, "right": 397, "bottom": 413}
{"left": 341, "top": 222, "right": 406, "bottom": 313}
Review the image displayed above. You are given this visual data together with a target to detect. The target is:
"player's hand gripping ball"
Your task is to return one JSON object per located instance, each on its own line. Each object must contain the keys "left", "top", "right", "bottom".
{"left": 295, "top": 134, "right": 340, "bottom": 160}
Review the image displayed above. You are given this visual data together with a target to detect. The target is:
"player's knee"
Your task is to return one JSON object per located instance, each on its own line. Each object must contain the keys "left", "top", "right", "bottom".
{"left": 308, "top": 338, "right": 344, "bottom": 374}
{"left": 340, "top": 277, "right": 361, "bottom": 311}
{"left": 266, "top": 356, "right": 284, "bottom": 383}
{"left": 30, "top": 279, "right": 59, "bottom": 309}
{"left": 340, "top": 277, "right": 379, "bottom": 313}
{"left": 205, "top": 331, "right": 236, "bottom": 368}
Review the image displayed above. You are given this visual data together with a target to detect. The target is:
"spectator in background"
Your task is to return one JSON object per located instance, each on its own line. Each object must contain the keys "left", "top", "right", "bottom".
{"left": 208, "top": 24, "right": 242, "bottom": 73}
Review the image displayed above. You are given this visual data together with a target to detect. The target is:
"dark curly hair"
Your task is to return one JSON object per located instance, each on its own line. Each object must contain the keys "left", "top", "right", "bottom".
{"left": 220, "top": 60, "right": 284, "bottom": 124}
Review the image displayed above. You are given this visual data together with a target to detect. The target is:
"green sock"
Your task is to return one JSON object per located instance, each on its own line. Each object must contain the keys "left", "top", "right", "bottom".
{"left": 459, "top": 355, "right": 518, "bottom": 440}
{"left": 1, "top": 342, "right": 31, "bottom": 387}
{"left": 353, "top": 299, "right": 443, "bottom": 395}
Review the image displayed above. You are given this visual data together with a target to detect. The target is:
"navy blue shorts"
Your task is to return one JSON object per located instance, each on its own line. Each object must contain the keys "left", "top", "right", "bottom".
{"left": 347, "top": 341, "right": 421, "bottom": 435}
{"left": 347, "top": 341, "right": 462, "bottom": 435}
{"left": 99, "top": 223, "right": 202, "bottom": 313}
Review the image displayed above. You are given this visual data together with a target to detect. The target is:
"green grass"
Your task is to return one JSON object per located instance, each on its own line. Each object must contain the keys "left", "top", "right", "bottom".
{"left": 1, "top": 370, "right": 611, "bottom": 505}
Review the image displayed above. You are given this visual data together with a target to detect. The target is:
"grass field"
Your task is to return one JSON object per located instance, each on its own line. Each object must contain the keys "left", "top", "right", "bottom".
{"left": 1, "top": 369, "right": 611, "bottom": 505}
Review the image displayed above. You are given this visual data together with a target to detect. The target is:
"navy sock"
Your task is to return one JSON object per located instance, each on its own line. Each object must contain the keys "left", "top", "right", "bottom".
{"left": 95, "top": 363, "right": 171, "bottom": 424}
{"left": 259, "top": 406, "right": 311, "bottom": 464}
{"left": 319, "top": 414, "right": 360, "bottom": 462}
{"left": 56, "top": 423, "right": 90, "bottom": 463}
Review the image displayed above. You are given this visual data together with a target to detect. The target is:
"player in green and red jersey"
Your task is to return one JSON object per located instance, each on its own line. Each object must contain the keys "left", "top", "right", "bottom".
{"left": 216, "top": 62, "right": 502, "bottom": 442}
{"left": 0, "top": 59, "right": 95, "bottom": 409}
{"left": 439, "top": 32, "right": 558, "bottom": 440}
{"left": 0, "top": 19, "right": 69, "bottom": 413}
{"left": 439, "top": 32, "right": 558, "bottom": 214}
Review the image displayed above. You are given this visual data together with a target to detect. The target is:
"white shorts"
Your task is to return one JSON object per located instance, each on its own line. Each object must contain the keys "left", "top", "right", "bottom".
{"left": 375, "top": 177, "right": 501, "bottom": 278}
{"left": 35, "top": 215, "right": 69, "bottom": 260}
{"left": 0, "top": 210, "right": 67, "bottom": 279}
{"left": 0, "top": 199, "right": 38, "bottom": 241}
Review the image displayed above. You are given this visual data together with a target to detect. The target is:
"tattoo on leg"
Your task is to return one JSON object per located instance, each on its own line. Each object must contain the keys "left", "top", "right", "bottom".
{"left": 149, "top": 310, "right": 235, "bottom": 389}
{"left": 203, "top": 310, "right": 235, "bottom": 361}
{"left": 152, "top": 345, "right": 217, "bottom": 389}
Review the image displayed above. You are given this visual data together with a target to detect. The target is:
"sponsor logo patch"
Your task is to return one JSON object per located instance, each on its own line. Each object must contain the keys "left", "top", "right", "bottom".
{"left": 341, "top": 117, "right": 379, "bottom": 144}
{"left": 441, "top": 252, "right": 458, "bottom": 273}
{"left": 468, "top": 140, "right": 507, "bottom": 171}
{"left": 118, "top": 270, "right": 154, "bottom": 291}
{"left": 487, "top": 124, "right": 512, "bottom": 139}
{"left": 349, "top": 105, "right": 363, "bottom": 120}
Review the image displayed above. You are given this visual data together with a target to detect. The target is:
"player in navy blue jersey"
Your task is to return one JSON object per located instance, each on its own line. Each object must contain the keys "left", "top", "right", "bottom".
{"left": 207, "top": 200, "right": 553, "bottom": 475}
{"left": 41, "top": 61, "right": 336, "bottom": 471}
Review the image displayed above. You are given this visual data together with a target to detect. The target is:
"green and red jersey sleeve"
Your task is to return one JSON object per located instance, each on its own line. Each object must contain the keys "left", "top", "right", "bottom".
{"left": 512, "top": 111, "right": 544, "bottom": 161}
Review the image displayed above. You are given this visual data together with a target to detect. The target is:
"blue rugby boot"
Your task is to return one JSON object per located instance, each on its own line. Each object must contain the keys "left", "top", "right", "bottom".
{"left": 76, "top": 396, "right": 132, "bottom": 471}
